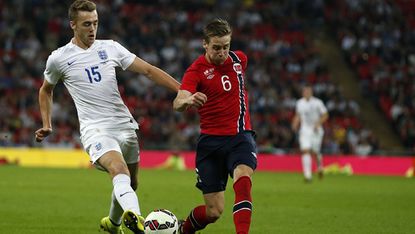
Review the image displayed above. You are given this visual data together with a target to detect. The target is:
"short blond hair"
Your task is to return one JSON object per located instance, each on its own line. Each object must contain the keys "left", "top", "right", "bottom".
{"left": 68, "top": 0, "right": 96, "bottom": 21}
{"left": 203, "top": 18, "right": 232, "bottom": 43}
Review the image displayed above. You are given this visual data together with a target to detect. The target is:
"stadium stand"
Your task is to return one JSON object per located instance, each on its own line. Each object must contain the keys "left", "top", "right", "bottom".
{"left": 1, "top": 0, "right": 408, "bottom": 155}
{"left": 324, "top": 0, "right": 415, "bottom": 150}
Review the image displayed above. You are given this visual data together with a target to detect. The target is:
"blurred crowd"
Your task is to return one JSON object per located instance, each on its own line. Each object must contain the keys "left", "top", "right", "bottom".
{"left": 0, "top": 0, "right": 399, "bottom": 155}
{"left": 325, "top": 0, "right": 415, "bottom": 149}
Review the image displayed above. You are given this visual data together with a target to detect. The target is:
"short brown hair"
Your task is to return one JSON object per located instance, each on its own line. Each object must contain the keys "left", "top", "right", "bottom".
{"left": 203, "top": 18, "right": 232, "bottom": 43}
{"left": 68, "top": 0, "right": 96, "bottom": 21}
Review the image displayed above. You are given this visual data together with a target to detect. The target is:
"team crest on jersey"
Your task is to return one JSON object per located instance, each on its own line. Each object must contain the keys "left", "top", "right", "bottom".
{"left": 233, "top": 63, "right": 243, "bottom": 75}
{"left": 95, "top": 142, "right": 102, "bottom": 151}
{"left": 203, "top": 68, "right": 215, "bottom": 79}
{"left": 98, "top": 50, "right": 108, "bottom": 60}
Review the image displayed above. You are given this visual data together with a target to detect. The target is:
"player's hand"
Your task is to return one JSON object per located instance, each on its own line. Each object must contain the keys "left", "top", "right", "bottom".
{"left": 188, "top": 92, "right": 207, "bottom": 108}
{"left": 35, "top": 128, "right": 52, "bottom": 142}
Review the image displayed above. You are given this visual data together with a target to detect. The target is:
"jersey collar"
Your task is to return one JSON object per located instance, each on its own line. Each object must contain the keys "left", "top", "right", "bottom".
{"left": 69, "top": 38, "right": 97, "bottom": 51}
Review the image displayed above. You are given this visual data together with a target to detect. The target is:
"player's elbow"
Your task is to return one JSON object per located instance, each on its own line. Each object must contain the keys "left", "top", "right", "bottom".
{"left": 141, "top": 66, "right": 154, "bottom": 79}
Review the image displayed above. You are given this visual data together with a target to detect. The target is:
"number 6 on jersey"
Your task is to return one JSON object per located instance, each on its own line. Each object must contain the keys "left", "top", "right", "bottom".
{"left": 221, "top": 75, "right": 232, "bottom": 91}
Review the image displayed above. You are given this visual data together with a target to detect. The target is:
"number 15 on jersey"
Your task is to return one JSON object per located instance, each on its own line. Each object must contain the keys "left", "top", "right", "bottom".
{"left": 85, "top": 66, "right": 102, "bottom": 83}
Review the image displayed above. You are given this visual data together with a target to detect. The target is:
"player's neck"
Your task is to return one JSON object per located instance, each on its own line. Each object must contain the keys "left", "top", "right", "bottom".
{"left": 71, "top": 37, "right": 92, "bottom": 50}
{"left": 205, "top": 54, "right": 214, "bottom": 65}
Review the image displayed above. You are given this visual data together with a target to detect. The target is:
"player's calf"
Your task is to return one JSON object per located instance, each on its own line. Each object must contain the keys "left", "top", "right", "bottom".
{"left": 180, "top": 205, "right": 216, "bottom": 234}
{"left": 233, "top": 176, "right": 253, "bottom": 234}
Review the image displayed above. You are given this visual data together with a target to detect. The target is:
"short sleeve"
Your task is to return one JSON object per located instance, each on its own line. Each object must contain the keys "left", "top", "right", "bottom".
{"left": 43, "top": 54, "right": 62, "bottom": 85}
{"left": 113, "top": 41, "right": 136, "bottom": 70}
{"left": 180, "top": 69, "right": 199, "bottom": 94}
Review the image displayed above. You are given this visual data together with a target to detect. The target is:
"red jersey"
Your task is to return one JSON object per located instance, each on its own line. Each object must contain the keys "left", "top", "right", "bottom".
{"left": 181, "top": 50, "right": 252, "bottom": 135}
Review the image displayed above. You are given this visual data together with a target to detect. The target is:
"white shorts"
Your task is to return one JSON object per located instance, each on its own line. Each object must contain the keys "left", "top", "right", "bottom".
{"left": 81, "top": 128, "right": 140, "bottom": 167}
{"left": 299, "top": 129, "right": 324, "bottom": 153}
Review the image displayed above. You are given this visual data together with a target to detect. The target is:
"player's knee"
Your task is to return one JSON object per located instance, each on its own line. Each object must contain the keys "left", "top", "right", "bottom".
{"left": 108, "top": 162, "right": 129, "bottom": 178}
{"left": 233, "top": 165, "right": 254, "bottom": 180}
{"left": 206, "top": 206, "right": 223, "bottom": 222}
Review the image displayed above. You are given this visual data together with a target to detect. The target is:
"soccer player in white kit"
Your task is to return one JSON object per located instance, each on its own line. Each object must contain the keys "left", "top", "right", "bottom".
{"left": 292, "top": 84, "right": 329, "bottom": 182}
{"left": 34, "top": 1, "right": 180, "bottom": 233}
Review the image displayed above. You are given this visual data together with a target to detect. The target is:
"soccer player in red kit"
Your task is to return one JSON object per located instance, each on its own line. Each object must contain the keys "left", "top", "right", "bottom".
{"left": 173, "top": 18, "right": 257, "bottom": 234}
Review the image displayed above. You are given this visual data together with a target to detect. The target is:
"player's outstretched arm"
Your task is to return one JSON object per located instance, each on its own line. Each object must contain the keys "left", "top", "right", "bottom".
{"left": 173, "top": 90, "right": 207, "bottom": 112}
{"left": 35, "top": 80, "right": 55, "bottom": 142}
{"left": 127, "top": 57, "right": 180, "bottom": 92}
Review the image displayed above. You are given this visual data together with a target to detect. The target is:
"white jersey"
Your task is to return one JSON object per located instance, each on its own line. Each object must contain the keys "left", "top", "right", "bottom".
{"left": 295, "top": 96, "right": 327, "bottom": 134}
{"left": 43, "top": 40, "right": 139, "bottom": 138}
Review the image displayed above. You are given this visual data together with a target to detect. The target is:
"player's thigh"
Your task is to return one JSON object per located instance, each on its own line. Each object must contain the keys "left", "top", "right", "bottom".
{"left": 299, "top": 132, "right": 313, "bottom": 151}
{"left": 120, "top": 130, "right": 140, "bottom": 165}
{"left": 120, "top": 130, "right": 140, "bottom": 189}
{"left": 84, "top": 135, "right": 123, "bottom": 170}
{"left": 195, "top": 135, "right": 229, "bottom": 194}
{"left": 227, "top": 131, "right": 257, "bottom": 178}
{"left": 311, "top": 131, "right": 324, "bottom": 153}
{"left": 195, "top": 155, "right": 228, "bottom": 194}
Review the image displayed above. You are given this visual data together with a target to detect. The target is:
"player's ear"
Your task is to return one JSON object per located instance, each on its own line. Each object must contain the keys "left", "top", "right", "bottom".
{"left": 69, "top": 21, "right": 76, "bottom": 30}
{"left": 203, "top": 40, "right": 208, "bottom": 50}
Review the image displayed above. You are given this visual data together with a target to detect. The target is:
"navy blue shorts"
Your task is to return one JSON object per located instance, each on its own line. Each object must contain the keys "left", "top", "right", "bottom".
{"left": 195, "top": 131, "right": 258, "bottom": 194}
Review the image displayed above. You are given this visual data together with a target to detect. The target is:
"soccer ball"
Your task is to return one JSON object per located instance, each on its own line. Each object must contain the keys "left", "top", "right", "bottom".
{"left": 144, "top": 209, "right": 178, "bottom": 234}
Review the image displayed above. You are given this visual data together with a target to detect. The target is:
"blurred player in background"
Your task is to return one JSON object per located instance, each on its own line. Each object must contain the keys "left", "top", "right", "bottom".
{"left": 173, "top": 18, "right": 257, "bottom": 234}
{"left": 34, "top": 1, "right": 180, "bottom": 233}
{"left": 156, "top": 151, "right": 186, "bottom": 171}
{"left": 292, "top": 84, "right": 329, "bottom": 182}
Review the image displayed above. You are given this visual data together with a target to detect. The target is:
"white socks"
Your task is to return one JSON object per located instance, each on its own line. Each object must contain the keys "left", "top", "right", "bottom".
{"left": 109, "top": 192, "right": 123, "bottom": 225}
{"left": 112, "top": 174, "right": 141, "bottom": 216}
{"left": 302, "top": 153, "right": 312, "bottom": 180}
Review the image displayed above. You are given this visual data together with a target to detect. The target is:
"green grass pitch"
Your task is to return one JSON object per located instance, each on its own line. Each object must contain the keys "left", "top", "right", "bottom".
{"left": 0, "top": 166, "right": 414, "bottom": 233}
